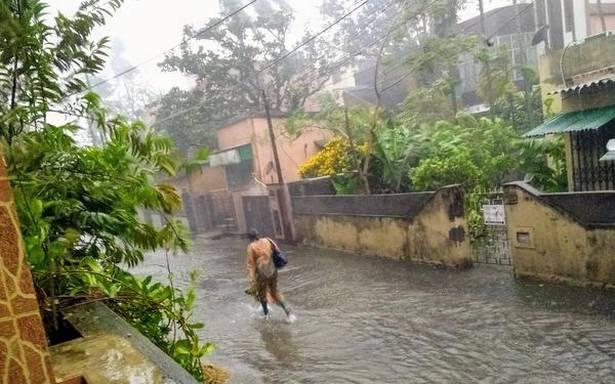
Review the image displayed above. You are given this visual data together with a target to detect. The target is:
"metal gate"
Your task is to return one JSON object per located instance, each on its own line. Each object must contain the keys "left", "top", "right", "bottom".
{"left": 472, "top": 194, "right": 512, "bottom": 266}
{"left": 209, "top": 192, "right": 237, "bottom": 232}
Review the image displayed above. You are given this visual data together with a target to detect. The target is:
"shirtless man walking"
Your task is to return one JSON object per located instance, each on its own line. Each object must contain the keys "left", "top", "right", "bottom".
{"left": 246, "top": 229, "right": 292, "bottom": 320}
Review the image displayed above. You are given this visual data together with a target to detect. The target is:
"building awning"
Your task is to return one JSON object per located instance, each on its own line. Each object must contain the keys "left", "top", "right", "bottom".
{"left": 547, "top": 76, "right": 615, "bottom": 95}
{"left": 209, "top": 144, "right": 253, "bottom": 167}
{"left": 209, "top": 149, "right": 240, "bottom": 167}
{"left": 524, "top": 105, "right": 615, "bottom": 137}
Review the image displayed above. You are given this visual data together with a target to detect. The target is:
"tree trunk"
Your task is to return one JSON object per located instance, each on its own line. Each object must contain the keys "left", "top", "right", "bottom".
{"left": 344, "top": 108, "right": 369, "bottom": 194}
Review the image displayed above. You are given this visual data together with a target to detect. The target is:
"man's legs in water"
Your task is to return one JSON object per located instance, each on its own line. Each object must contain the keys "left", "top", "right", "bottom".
{"left": 268, "top": 274, "right": 291, "bottom": 317}
{"left": 260, "top": 299, "right": 269, "bottom": 316}
{"left": 256, "top": 276, "right": 269, "bottom": 317}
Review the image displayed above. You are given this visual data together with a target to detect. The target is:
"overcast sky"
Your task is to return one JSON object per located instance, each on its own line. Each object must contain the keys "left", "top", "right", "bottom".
{"left": 46, "top": 0, "right": 518, "bottom": 95}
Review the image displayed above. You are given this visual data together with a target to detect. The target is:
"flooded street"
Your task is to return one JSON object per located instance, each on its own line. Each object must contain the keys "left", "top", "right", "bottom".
{"left": 137, "top": 237, "right": 615, "bottom": 383}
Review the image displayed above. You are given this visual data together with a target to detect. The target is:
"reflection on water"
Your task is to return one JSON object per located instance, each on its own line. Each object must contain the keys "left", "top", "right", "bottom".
{"left": 257, "top": 322, "right": 299, "bottom": 369}
{"left": 137, "top": 237, "right": 615, "bottom": 384}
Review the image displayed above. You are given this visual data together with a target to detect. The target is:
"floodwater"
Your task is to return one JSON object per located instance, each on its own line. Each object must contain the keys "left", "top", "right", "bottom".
{"left": 137, "top": 237, "right": 615, "bottom": 384}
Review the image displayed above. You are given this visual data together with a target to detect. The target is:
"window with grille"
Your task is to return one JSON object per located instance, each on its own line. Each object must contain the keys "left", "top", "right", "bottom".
{"left": 570, "top": 122, "right": 615, "bottom": 191}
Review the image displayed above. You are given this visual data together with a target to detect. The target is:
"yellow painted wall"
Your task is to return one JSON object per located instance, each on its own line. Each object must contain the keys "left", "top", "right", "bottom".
{"left": 407, "top": 188, "right": 470, "bottom": 267}
{"left": 294, "top": 187, "right": 471, "bottom": 268}
{"left": 504, "top": 184, "right": 615, "bottom": 286}
{"left": 295, "top": 215, "right": 408, "bottom": 259}
{"left": 538, "top": 52, "right": 562, "bottom": 114}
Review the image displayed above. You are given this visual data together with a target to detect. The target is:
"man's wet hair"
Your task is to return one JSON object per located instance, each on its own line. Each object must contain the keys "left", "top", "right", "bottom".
{"left": 248, "top": 228, "right": 259, "bottom": 241}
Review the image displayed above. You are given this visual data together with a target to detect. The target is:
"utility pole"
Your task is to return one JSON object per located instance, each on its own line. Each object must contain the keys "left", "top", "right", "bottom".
{"left": 478, "top": 0, "right": 486, "bottom": 36}
{"left": 597, "top": 0, "right": 607, "bottom": 33}
{"left": 262, "top": 90, "right": 293, "bottom": 241}
{"left": 543, "top": 0, "right": 551, "bottom": 50}
{"left": 478, "top": 0, "right": 494, "bottom": 111}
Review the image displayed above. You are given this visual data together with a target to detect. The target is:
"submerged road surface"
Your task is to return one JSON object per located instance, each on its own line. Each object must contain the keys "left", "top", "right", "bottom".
{"left": 137, "top": 237, "right": 615, "bottom": 383}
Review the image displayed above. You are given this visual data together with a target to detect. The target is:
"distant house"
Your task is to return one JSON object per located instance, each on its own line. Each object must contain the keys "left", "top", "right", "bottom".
{"left": 165, "top": 113, "right": 331, "bottom": 236}
{"left": 454, "top": 3, "right": 539, "bottom": 113}
{"left": 525, "top": 32, "right": 615, "bottom": 191}
{"left": 314, "top": 2, "right": 615, "bottom": 115}
{"left": 312, "top": 4, "right": 542, "bottom": 113}
{"left": 534, "top": 0, "right": 615, "bottom": 49}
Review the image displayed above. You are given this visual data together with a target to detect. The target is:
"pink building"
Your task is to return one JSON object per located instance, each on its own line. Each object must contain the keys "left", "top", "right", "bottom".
{"left": 167, "top": 113, "right": 330, "bottom": 237}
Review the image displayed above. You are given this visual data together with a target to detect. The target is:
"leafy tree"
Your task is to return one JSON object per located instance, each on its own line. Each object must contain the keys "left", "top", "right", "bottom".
{"left": 409, "top": 116, "right": 519, "bottom": 190}
{"left": 321, "top": 0, "right": 469, "bottom": 59}
{"left": 491, "top": 67, "right": 545, "bottom": 133}
{"left": 399, "top": 85, "right": 455, "bottom": 126}
{"left": 151, "top": 87, "right": 217, "bottom": 154}
{"left": 409, "top": 115, "right": 567, "bottom": 236}
{"left": 0, "top": 0, "right": 211, "bottom": 379}
{"left": 517, "top": 137, "right": 567, "bottom": 192}
{"left": 290, "top": 93, "right": 385, "bottom": 193}
{"left": 406, "top": 35, "right": 479, "bottom": 115}
{"left": 475, "top": 46, "right": 514, "bottom": 108}
{"left": 0, "top": 0, "right": 119, "bottom": 143}
{"left": 371, "top": 125, "right": 414, "bottom": 192}
{"left": 157, "top": 0, "right": 338, "bottom": 154}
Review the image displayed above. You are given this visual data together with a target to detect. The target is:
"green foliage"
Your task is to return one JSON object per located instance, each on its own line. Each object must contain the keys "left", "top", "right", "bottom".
{"left": 372, "top": 126, "right": 414, "bottom": 192}
{"left": 331, "top": 174, "right": 360, "bottom": 195}
{"left": 291, "top": 93, "right": 382, "bottom": 194}
{"left": 0, "top": 0, "right": 120, "bottom": 143}
{"left": 490, "top": 67, "right": 545, "bottom": 133}
{"left": 406, "top": 35, "right": 479, "bottom": 114}
{"left": 153, "top": 87, "right": 218, "bottom": 154}
{"left": 399, "top": 87, "right": 454, "bottom": 127}
{"left": 409, "top": 116, "right": 519, "bottom": 189}
{"left": 475, "top": 46, "right": 516, "bottom": 106}
{"left": 110, "top": 269, "right": 213, "bottom": 379}
{"left": 0, "top": 1, "right": 211, "bottom": 380}
{"left": 409, "top": 115, "right": 567, "bottom": 238}
{"left": 411, "top": 150, "right": 481, "bottom": 191}
{"left": 517, "top": 137, "right": 568, "bottom": 192}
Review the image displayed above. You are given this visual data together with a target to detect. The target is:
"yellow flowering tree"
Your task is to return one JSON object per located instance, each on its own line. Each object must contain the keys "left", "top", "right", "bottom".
{"left": 299, "top": 137, "right": 354, "bottom": 178}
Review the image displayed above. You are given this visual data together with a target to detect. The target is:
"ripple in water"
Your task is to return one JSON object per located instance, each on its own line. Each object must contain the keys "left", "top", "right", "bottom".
{"left": 137, "top": 238, "right": 615, "bottom": 384}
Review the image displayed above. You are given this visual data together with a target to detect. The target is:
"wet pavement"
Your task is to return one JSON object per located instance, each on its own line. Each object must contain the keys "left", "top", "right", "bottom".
{"left": 136, "top": 236, "right": 615, "bottom": 384}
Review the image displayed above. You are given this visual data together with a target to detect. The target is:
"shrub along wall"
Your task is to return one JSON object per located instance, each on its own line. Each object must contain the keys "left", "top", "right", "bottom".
{"left": 291, "top": 185, "right": 471, "bottom": 268}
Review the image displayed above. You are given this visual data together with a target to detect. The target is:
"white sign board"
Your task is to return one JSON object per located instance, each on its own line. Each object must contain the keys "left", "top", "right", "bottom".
{"left": 483, "top": 204, "right": 506, "bottom": 226}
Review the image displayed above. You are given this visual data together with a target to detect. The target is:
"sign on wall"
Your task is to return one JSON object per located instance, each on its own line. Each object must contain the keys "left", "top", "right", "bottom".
{"left": 483, "top": 204, "right": 506, "bottom": 226}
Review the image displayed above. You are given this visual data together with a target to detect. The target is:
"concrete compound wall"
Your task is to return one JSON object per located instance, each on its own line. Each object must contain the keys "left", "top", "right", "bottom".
{"left": 292, "top": 185, "right": 471, "bottom": 268}
{"left": 0, "top": 158, "right": 55, "bottom": 383}
{"left": 504, "top": 182, "right": 615, "bottom": 287}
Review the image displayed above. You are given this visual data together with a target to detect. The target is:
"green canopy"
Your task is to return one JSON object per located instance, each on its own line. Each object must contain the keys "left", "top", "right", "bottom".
{"left": 524, "top": 105, "right": 615, "bottom": 137}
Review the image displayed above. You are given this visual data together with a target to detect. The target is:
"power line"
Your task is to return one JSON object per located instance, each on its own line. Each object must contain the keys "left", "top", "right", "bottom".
{"left": 153, "top": 0, "right": 372, "bottom": 127}
{"left": 456, "top": 0, "right": 509, "bottom": 36}
{"left": 308, "top": 0, "right": 401, "bottom": 61}
{"left": 295, "top": 0, "right": 442, "bottom": 95}
{"left": 154, "top": 0, "right": 443, "bottom": 127}
{"left": 486, "top": 3, "right": 533, "bottom": 41}
{"left": 77, "top": 0, "right": 258, "bottom": 94}
{"left": 385, "top": 4, "right": 536, "bottom": 98}
{"left": 260, "top": 0, "right": 368, "bottom": 72}
{"left": 380, "top": 70, "right": 412, "bottom": 92}
{"left": 275, "top": 0, "right": 442, "bottom": 88}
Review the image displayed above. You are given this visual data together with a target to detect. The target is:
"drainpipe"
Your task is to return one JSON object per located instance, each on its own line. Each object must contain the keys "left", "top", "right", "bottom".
{"left": 560, "top": 40, "right": 575, "bottom": 87}
{"left": 544, "top": 0, "right": 551, "bottom": 49}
